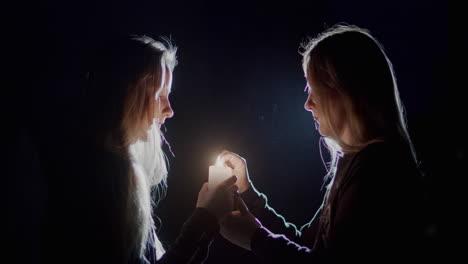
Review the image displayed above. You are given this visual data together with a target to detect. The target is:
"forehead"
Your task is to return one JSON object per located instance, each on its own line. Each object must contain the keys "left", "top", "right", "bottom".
{"left": 156, "top": 70, "right": 173, "bottom": 95}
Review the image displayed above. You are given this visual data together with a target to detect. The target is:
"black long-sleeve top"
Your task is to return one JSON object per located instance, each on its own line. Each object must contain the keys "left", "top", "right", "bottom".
{"left": 242, "top": 139, "right": 426, "bottom": 263}
{"left": 43, "top": 141, "right": 220, "bottom": 264}
{"left": 137, "top": 208, "right": 219, "bottom": 264}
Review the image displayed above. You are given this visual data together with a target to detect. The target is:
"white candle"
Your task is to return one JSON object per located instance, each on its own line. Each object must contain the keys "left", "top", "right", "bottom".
{"left": 209, "top": 156, "right": 233, "bottom": 188}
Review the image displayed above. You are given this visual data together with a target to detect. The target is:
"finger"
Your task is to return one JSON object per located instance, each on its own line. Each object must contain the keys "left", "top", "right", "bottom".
{"left": 218, "top": 150, "right": 232, "bottom": 162}
{"left": 224, "top": 160, "right": 236, "bottom": 170}
{"left": 219, "top": 151, "right": 240, "bottom": 166}
{"left": 199, "top": 182, "right": 209, "bottom": 193}
{"left": 231, "top": 210, "right": 242, "bottom": 217}
{"left": 218, "top": 151, "right": 233, "bottom": 167}
{"left": 228, "top": 184, "right": 239, "bottom": 194}
{"left": 221, "top": 210, "right": 242, "bottom": 225}
{"left": 219, "top": 175, "right": 237, "bottom": 187}
{"left": 235, "top": 194, "right": 249, "bottom": 216}
{"left": 219, "top": 150, "right": 233, "bottom": 157}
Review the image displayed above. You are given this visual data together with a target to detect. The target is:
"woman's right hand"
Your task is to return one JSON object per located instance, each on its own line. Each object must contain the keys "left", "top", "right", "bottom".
{"left": 218, "top": 151, "right": 251, "bottom": 193}
{"left": 220, "top": 193, "right": 262, "bottom": 250}
{"left": 197, "top": 175, "right": 239, "bottom": 221}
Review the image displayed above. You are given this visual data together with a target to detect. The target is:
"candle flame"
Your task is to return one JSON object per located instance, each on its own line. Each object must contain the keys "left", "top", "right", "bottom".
{"left": 216, "top": 156, "right": 223, "bottom": 167}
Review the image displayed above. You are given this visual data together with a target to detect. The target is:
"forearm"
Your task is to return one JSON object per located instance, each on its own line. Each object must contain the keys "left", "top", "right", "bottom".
{"left": 241, "top": 184, "right": 302, "bottom": 242}
{"left": 250, "top": 227, "right": 327, "bottom": 263}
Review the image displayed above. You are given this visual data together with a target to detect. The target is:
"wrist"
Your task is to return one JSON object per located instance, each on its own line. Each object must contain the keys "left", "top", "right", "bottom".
{"left": 244, "top": 220, "right": 262, "bottom": 251}
{"left": 240, "top": 180, "right": 252, "bottom": 194}
{"left": 198, "top": 205, "right": 224, "bottom": 222}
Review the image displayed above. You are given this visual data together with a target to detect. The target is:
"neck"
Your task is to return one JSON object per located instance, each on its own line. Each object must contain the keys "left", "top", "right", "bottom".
{"left": 339, "top": 125, "right": 355, "bottom": 153}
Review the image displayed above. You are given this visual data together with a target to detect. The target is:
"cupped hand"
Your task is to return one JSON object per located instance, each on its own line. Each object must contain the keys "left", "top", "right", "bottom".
{"left": 220, "top": 193, "right": 262, "bottom": 250}
{"left": 197, "top": 175, "right": 239, "bottom": 221}
{"left": 218, "top": 150, "right": 251, "bottom": 193}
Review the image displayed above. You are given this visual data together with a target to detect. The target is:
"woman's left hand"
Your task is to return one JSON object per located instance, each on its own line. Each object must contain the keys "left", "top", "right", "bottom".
{"left": 220, "top": 193, "right": 262, "bottom": 251}
{"left": 197, "top": 175, "right": 238, "bottom": 221}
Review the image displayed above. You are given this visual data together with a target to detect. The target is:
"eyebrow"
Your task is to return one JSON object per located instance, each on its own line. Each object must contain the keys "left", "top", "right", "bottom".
{"left": 155, "top": 87, "right": 170, "bottom": 97}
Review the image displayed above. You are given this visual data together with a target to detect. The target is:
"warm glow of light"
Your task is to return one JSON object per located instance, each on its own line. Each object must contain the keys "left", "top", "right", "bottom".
{"left": 215, "top": 156, "right": 223, "bottom": 167}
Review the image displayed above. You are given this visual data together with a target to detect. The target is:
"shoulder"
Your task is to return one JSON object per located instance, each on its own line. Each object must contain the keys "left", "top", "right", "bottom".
{"left": 354, "top": 138, "right": 414, "bottom": 170}
{"left": 343, "top": 138, "right": 420, "bottom": 187}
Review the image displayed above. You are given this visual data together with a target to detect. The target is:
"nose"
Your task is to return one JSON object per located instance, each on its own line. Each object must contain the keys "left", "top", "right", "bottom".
{"left": 163, "top": 100, "right": 174, "bottom": 119}
{"left": 304, "top": 94, "right": 316, "bottom": 112}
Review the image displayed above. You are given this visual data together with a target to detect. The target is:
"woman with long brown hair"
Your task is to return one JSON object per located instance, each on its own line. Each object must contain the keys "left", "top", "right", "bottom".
{"left": 217, "top": 24, "right": 426, "bottom": 262}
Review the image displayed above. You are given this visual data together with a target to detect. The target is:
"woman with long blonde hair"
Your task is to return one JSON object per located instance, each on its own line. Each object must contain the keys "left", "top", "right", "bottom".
{"left": 46, "top": 35, "right": 237, "bottom": 264}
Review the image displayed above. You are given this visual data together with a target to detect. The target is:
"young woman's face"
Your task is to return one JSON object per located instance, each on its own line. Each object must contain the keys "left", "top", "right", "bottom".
{"left": 153, "top": 85, "right": 174, "bottom": 128}
{"left": 304, "top": 76, "right": 332, "bottom": 137}
{"left": 136, "top": 71, "right": 174, "bottom": 141}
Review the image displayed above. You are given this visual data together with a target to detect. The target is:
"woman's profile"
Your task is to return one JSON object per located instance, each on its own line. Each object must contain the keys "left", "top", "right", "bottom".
{"left": 44, "top": 35, "right": 238, "bottom": 264}
{"left": 217, "top": 24, "right": 426, "bottom": 262}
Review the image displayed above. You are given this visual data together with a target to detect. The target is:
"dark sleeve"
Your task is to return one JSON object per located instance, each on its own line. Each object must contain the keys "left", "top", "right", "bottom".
{"left": 247, "top": 176, "right": 375, "bottom": 263}
{"left": 156, "top": 207, "right": 219, "bottom": 264}
{"left": 250, "top": 227, "right": 328, "bottom": 263}
{"left": 328, "top": 155, "right": 420, "bottom": 260}
{"left": 326, "top": 176, "right": 383, "bottom": 259}
{"left": 249, "top": 160, "right": 398, "bottom": 262}
{"left": 241, "top": 183, "right": 312, "bottom": 243}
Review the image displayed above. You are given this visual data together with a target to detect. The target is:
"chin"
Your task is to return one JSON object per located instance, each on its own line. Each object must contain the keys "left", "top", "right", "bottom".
{"left": 315, "top": 122, "right": 324, "bottom": 134}
{"left": 318, "top": 127, "right": 330, "bottom": 137}
{"left": 133, "top": 130, "right": 149, "bottom": 143}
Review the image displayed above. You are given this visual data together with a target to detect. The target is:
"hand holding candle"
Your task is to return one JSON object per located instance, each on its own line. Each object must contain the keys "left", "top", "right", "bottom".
{"left": 197, "top": 175, "right": 238, "bottom": 221}
{"left": 196, "top": 155, "right": 239, "bottom": 221}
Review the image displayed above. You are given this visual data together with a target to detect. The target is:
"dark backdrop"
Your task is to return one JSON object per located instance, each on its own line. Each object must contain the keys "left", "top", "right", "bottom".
{"left": 4, "top": 0, "right": 462, "bottom": 263}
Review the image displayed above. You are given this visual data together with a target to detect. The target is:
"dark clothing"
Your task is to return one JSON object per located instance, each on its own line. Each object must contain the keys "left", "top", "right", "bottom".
{"left": 137, "top": 208, "right": 219, "bottom": 264}
{"left": 42, "top": 141, "right": 219, "bottom": 264}
{"left": 242, "top": 139, "right": 425, "bottom": 263}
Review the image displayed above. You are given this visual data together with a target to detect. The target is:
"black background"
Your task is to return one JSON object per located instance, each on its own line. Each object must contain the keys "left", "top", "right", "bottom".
{"left": 4, "top": 0, "right": 462, "bottom": 263}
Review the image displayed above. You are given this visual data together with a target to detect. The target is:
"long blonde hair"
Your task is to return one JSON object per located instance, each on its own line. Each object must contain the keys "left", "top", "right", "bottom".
{"left": 84, "top": 35, "right": 177, "bottom": 262}
{"left": 123, "top": 36, "right": 177, "bottom": 261}
{"left": 301, "top": 24, "right": 417, "bottom": 182}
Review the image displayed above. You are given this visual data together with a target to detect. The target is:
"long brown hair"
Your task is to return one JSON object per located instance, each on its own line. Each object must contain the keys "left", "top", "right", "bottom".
{"left": 301, "top": 24, "right": 417, "bottom": 179}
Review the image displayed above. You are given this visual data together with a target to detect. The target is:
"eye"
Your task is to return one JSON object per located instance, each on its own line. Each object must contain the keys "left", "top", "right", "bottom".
{"left": 304, "top": 84, "right": 312, "bottom": 94}
{"left": 155, "top": 93, "right": 165, "bottom": 100}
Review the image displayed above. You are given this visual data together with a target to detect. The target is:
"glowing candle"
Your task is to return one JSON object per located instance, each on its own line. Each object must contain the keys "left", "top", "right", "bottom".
{"left": 209, "top": 156, "right": 233, "bottom": 188}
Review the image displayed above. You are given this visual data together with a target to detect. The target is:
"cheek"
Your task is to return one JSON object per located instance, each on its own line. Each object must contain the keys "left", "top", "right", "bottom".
{"left": 313, "top": 104, "right": 323, "bottom": 118}
{"left": 140, "top": 108, "right": 153, "bottom": 131}
{"left": 151, "top": 97, "right": 161, "bottom": 119}
{"left": 154, "top": 97, "right": 162, "bottom": 114}
{"left": 333, "top": 104, "right": 347, "bottom": 129}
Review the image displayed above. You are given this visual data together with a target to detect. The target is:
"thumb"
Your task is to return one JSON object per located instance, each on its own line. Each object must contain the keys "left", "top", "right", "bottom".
{"left": 200, "top": 182, "right": 209, "bottom": 193}
{"left": 220, "top": 175, "right": 237, "bottom": 188}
